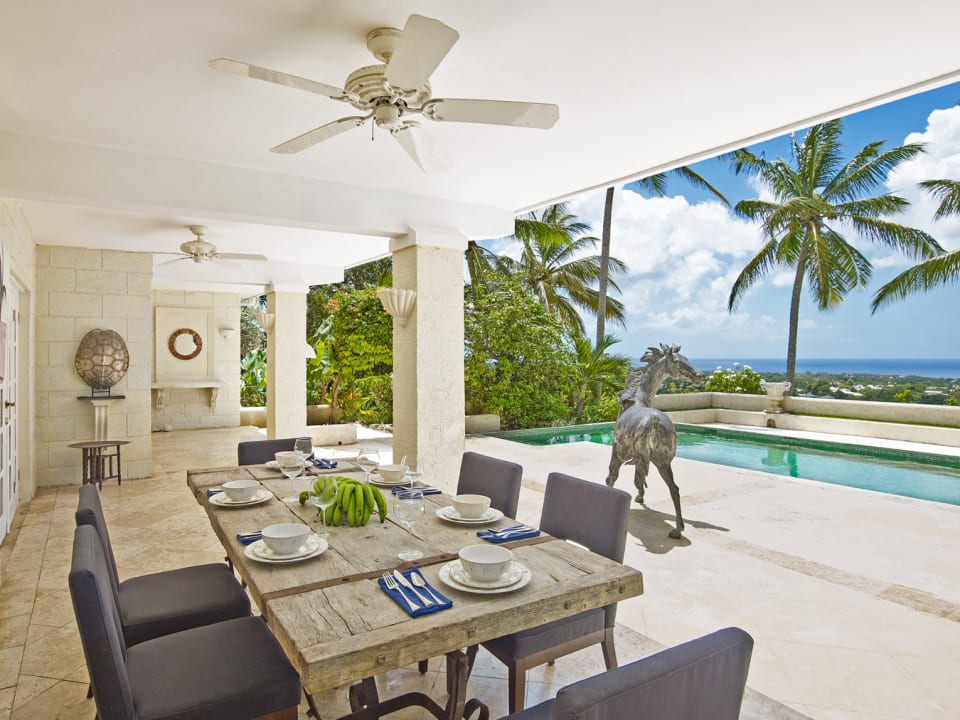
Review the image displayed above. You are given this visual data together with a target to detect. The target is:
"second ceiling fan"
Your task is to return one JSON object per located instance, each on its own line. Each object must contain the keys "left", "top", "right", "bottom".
{"left": 210, "top": 14, "right": 559, "bottom": 172}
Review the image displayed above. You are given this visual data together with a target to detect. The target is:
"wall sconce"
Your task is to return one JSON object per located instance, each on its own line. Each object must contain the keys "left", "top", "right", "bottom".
{"left": 218, "top": 326, "right": 237, "bottom": 339}
{"left": 376, "top": 288, "right": 417, "bottom": 327}
{"left": 256, "top": 311, "right": 275, "bottom": 334}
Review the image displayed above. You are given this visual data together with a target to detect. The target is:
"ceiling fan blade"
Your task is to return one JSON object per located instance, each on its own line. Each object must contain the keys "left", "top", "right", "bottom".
{"left": 209, "top": 58, "right": 350, "bottom": 100}
{"left": 216, "top": 253, "right": 269, "bottom": 262}
{"left": 157, "top": 255, "right": 190, "bottom": 266}
{"left": 384, "top": 15, "right": 459, "bottom": 93}
{"left": 393, "top": 126, "right": 451, "bottom": 173}
{"left": 271, "top": 116, "right": 367, "bottom": 154}
{"left": 424, "top": 99, "right": 559, "bottom": 129}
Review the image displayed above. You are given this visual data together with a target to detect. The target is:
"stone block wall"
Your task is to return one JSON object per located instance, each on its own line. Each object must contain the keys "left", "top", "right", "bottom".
{"left": 151, "top": 290, "right": 241, "bottom": 430}
{"left": 35, "top": 246, "right": 153, "bottom": 484}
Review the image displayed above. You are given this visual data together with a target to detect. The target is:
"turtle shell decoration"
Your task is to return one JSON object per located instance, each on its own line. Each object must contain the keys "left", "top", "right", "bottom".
{"left": 75, "top": 329, "right": 130, "bottom": 392}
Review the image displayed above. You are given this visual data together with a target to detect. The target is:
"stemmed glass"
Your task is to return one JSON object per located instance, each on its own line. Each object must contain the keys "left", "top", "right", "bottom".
{"left": 294, "top": 437, "right": 314, "bottom": 467}
{"left": 277, "top": 451, "right": 306, "bottom": 503}
{"left": 400, "top": 455, "right": 424, "bottom": 489}
{"left": 394, "top": 489, "right": 424, "bottom": 561}
{"left": 310, "top": 476, "right": 338, "bottom": 538}
{"left": 355, "top": 447, "right": 379, "bottom": 485}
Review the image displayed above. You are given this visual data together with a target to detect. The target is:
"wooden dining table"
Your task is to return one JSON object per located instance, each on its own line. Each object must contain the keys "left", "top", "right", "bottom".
{"left": 187, "top": 464, "right": 644, "bottom": 720}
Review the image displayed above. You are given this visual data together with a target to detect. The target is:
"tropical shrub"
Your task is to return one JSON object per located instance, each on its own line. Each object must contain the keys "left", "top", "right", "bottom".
{"left": 702, "top": 364, "right": 764, "bottom": 394}
{"left": 351, "top": 374, "right": 393, "bottom": 425}
{"left": 240, "top": 347, "right": 267, "bottom": 407}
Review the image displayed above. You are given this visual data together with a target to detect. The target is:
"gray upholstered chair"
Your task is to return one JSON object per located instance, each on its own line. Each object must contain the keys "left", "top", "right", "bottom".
{"left": 75, "top": 484, "right": 250, "bottom": 647}
{"left": 498, "top": 627, "right": 754, "bottom": 720}
{"left": 480, "top": 472, "right": 631, "bottom": 713}
{"left": 457, "top": 451, "right": 523, "bottom": 519}
{"left": 69, "top": 525, "right": 301, "bottom": 720}
{"left": 237, "top": 436, "right": 312, "bottom": 465}
{"left": 416, "top": 451, "right": 524, "bottom": 674}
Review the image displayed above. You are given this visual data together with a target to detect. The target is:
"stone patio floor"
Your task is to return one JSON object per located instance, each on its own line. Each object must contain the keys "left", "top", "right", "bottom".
{"left": 2, "top": 423, "right": 958, "bottom": 718}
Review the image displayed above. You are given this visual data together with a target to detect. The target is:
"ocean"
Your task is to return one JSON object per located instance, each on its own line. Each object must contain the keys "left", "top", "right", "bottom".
{"left": 688, "top": 358, "right": 960, "bottom": 378}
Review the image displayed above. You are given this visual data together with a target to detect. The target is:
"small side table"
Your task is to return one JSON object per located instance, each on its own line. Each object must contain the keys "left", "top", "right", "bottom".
{"left": 69, "top": 440, "right": 131, "bottom": 489}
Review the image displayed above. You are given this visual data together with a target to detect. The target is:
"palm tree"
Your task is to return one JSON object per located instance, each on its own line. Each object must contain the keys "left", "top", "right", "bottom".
{"left": 871, "top": 178, "right": 959, "bottom": 311}
{"left": 595, "top": 169, "right": 728, "bottom": 346}
{"left": 502, "top": 203, "right": 628, "bottom": 334}
{"left": 569, "top": 333, "right": 632, "bottom": 421}
{"left": 728, "top": 120, "right": 942, "bottom": 387}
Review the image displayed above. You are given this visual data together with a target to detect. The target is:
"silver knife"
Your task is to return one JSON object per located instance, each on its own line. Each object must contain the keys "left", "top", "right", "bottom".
{"left": 394, "top": 570, "right": 433, "bottom": 607}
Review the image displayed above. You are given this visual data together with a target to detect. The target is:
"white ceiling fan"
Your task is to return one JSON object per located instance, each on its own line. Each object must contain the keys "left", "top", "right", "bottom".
{"left": 159, "top": 225, "right": 268, "bottom": 265}
{"left": 209, "top": 14, "right": 560, "bottom": 172}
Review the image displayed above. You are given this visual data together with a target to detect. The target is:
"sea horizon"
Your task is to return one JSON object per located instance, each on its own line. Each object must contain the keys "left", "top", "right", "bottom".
{"left": 683, "top": 358, "right": 960, "bottom": 379}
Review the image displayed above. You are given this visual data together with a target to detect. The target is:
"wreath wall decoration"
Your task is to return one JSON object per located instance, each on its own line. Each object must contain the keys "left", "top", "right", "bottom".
{"left": 168, "top": 328, "right": 202, "bottom": 360}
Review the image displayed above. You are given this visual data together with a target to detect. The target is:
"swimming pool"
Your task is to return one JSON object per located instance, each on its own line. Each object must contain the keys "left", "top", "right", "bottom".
{"left": 490, "top": 423, "right": 960, "bottom": 506}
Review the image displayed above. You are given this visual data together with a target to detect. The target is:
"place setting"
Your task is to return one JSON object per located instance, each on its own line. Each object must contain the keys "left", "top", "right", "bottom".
{"left": 241, "top": 523, "right": 328, "bottom": 564}
{"left": 438, "top": 545, "right": 532, "bottom": 595}
{"left": 208, "top": 479, "right": 272, "bottom": 507}
{"left": 435, "top": 494, "right": 504, "bottom": 525}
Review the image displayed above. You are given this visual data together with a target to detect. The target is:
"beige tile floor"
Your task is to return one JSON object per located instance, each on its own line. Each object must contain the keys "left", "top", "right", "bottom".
{"left": 4, "top": 423, "right": 958, "bottom": 718}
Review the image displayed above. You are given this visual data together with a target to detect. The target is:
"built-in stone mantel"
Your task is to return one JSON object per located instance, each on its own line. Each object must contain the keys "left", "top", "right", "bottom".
{"left": 151, "top": 380, "right": 225, "bottom": 409}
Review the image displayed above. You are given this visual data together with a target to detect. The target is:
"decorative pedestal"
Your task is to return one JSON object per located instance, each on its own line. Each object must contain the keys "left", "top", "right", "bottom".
{"left": 77, "top": 395, "right": 126, "bottom": 441}
{"left": 760, "top": 381, "right": 792, "bottom": 413}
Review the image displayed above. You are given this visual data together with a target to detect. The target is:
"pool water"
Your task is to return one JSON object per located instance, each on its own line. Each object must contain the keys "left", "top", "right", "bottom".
{"left": 491, "top": 423, "right": 960, "bottom": 506}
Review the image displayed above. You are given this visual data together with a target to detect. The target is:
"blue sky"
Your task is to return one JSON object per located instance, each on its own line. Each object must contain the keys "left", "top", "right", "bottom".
{"left": 558, "top": 82, "right": 960, "bottom": 363}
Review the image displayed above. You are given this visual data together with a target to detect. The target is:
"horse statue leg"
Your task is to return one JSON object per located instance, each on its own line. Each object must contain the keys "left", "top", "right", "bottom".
{"left": 655, "top": 460, "right": 685, "bottom": 539}
{"left": 633, "top": 455, "right": 650, "bottom": 505}
{"left": 604, "top": 444, "right": 625, "bottom": 487}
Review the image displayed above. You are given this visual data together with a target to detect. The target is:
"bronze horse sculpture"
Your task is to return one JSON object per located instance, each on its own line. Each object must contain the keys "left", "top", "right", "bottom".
{"left": 605, "top": 344, "right": 703, "bottom": 538}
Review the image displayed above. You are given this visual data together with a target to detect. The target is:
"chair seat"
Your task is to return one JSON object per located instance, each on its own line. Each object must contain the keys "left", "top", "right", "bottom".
{"left": 483, "top": 609, "right": 604, "bottom": 663}
{"left": 127, "top": 616, "right": 301, "bottom": 720}
{"left": 119, "top": 563, "right": 251, "bottom": 646}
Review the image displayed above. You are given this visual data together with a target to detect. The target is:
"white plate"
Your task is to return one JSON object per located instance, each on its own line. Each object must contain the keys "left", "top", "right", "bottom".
{"left": 438, "top": 561, "right": 531, "bottom": 594}
{"left": 448, "top": 561, "right": 525, "bottom": 589}
{"left": 370, "top": 476, "right": 410, "bottom": 487}
{"left": 435, "top": 506, "right": 504, "bottom": 525}
{"left": 251, "top": 534, "right": 325, "bottom": 561}
{"left": 265, "top": 460, "right": 280, "bottom": 469}
{"left": 244, "top": 536, "right": 328, "bottom": 564}
{"left": 209, "top": 488, "right": 272, "bottom": 507}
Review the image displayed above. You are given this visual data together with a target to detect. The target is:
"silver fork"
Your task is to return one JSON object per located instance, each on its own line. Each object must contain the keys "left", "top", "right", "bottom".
{"left": 382, "top": 572, "right": 418, "bottom": 612}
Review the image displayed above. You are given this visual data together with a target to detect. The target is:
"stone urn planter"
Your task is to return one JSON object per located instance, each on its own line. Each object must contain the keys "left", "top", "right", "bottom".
{"left": 760, "top": 380, "right": 791, "bottom": 413}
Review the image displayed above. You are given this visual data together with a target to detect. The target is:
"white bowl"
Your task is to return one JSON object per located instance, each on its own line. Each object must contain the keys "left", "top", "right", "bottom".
{"left": 451, "top": 494, "right": 491, "bottom": 519}
{"left": 377, "top": 464, "right": 406, "bottom": 483}
{"left": 458, "top": 544, "right": 513, "bottom": 582}
{"left": 222, "top": 479, "right": 259, "bottom": 502}
{"left": 261, "top": 523, "right": 311, "bottom": 555}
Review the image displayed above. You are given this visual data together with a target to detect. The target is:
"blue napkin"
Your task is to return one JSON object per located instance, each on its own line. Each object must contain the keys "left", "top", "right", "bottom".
{"left": 236, "top": 532, "right": 261, "bottom": 545}
{"left": 378, "top": 568, "right": 452, "bottom": 617}
{"left": 477, "top": 526, "right": 541, "bottom": 544}
{"left": 311, "top": 458, "right": 337, "bottom": 470}
{"left": 391, "top": 485, "right": 441, "bottom": 495}
{"left": 206, "top": 488, "right": 223, "bottom": 498}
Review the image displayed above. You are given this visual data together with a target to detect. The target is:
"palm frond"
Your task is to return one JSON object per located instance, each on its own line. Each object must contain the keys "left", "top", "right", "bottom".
{"left": 871, "top": 250, "right": 960, "bottom": 312}
{"left": 919, "top": 179, "right": 960, "bottom": 220}
{"left": 728, "top": 239, "right": 781, "bottom": 311}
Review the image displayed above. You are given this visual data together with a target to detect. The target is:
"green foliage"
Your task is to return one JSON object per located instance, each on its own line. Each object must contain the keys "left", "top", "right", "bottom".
{"left": 465, "top": 281, "right": 575, "bottom": 429}
{"left": 894, "top": 388, "right": 914, "bottom": 403}
{"left": 702, "top": 364, "right": 764, "bottom": 394}
{"left": 568, "top": 333, "right": 631, "bottom": 422}
{"left": 240, "top": 301, "right": 266, "bottom": 359}
{"left": 307, "top": 258, "right": 393, "bottom": 336}
{"left": 350, "top": 374, "right": 393, "bottom": 425}
{"left": 240, "top": 347, "right": 267, "bottom": 407}
{"left": 306, "top": 318, "right": 335, "bottom": 406}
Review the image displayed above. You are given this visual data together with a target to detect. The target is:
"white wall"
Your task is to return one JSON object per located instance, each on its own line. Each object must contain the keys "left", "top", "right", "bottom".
{"left": 151, "top": 290, "right": 241, "bottom": 430}
{"left": 35, "top": 246, "right": 153, "bottom": 484}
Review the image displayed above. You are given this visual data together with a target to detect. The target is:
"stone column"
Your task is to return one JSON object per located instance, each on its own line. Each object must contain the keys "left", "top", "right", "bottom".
{"left": 265, "top": 287, "right": 307, "bottom": 439}
{"left": 390, "top": 229, "right": 466, "bottom": 491}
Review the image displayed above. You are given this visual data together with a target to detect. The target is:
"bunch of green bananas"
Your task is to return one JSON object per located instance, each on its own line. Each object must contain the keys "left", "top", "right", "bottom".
{"left": 299, "top": 476, "right": 387, "bottom": 527}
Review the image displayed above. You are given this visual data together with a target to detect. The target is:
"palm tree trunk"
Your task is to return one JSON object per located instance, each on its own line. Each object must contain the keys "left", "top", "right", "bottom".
{"left": 596, "top": 186, "right": 615, "bottom": 346}
{"left": 785, "top": 253, "right": 806, "bottom": 391}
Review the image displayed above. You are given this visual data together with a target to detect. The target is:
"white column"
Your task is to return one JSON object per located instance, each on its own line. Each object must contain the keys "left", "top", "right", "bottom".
{"left": 390, "top": 229, "right": 466, "bottom": 491}
{"left": 265, "top": 287, "right": 307, "bottom": 440}
{"left": 91, "top": 400, "right": 111, "bottom": 441}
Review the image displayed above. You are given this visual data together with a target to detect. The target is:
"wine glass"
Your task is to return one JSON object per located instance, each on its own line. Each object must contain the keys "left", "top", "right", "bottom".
{"left": 400, "top": 455, "right": 424, "bottom": 489}
{"left": 310, "top": 476, "right": 338, "bottom": 538}
{"left": 277, "top": 451, "right": 306, "bottom": 503}
{"left": 394, "top": 489, "right": 424, "bottom": 561}
{"left": 294, "top": 437, "right": 314, "bottom": 467}
{"left": 355, "top": 447, "right": 379, "bottom": 484}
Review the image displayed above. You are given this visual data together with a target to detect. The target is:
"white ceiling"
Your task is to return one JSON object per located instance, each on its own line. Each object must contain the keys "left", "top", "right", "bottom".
{"left": 1, "top": 1, "right": 959, "bottom": 290}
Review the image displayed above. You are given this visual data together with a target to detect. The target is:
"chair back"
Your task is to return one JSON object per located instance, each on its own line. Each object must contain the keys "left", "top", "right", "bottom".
{"left": 237, "top": 436, "right": 312, "bottom": 465}
{"left": 69, "top": 525, "right": 137, "bottom": 720}
{"left": 457, "top": 452, "right": 523, "bottom": 519}
{"left": 549, "top": 627, "right": 754, "bottom": 720}
{"left": 75, "top": 485, "right": 121, "bottom": 607}
{"left": 540, "top": 473, "right": 630, "bottom": 628}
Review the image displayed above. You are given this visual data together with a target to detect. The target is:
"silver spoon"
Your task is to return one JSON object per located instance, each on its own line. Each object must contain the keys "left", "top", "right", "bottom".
{"left": 411, "top": 572, "right": 443, "bottom": 604}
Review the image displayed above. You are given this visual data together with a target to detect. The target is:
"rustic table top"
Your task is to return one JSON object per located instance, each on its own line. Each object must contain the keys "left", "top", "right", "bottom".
{"left": 187, "top": 465, "right": 644, "bottom": 695}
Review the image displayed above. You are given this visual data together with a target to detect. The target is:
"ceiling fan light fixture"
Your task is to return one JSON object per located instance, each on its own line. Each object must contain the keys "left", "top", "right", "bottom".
{"left": 373, "top": 102, "right": 402, "bottom": 130}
